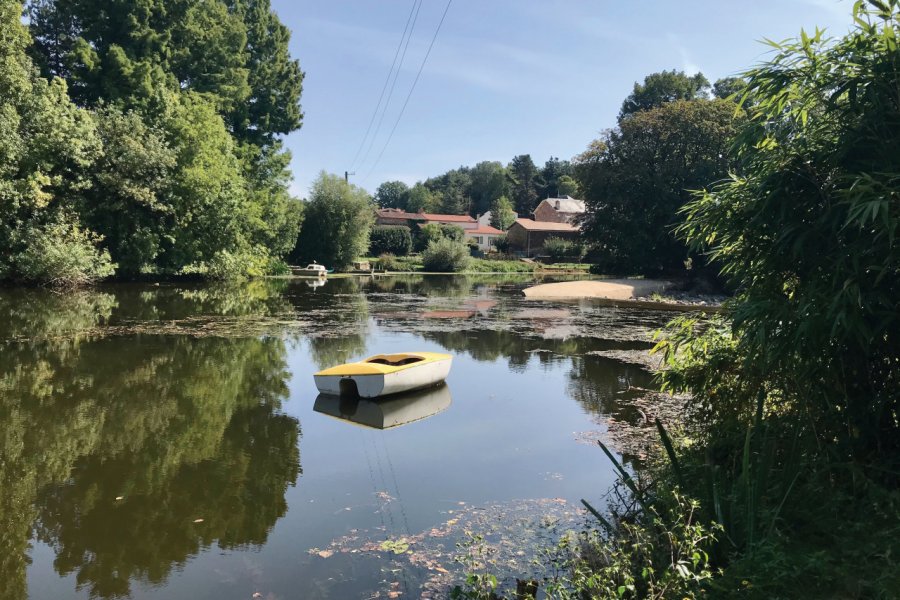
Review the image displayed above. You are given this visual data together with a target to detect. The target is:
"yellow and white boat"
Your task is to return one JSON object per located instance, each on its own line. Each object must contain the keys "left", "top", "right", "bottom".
{"left": 313, "top": 384, "right": 452, "bottom": 429}
{"left": 314, "top": 352, "right": 452, "bottom": 398}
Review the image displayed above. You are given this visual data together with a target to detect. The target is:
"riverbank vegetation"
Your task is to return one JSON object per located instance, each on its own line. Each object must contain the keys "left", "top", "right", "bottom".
{"left": 454, "top": 2, "right": 900, "bottom": 598}
{"left": 1, "top": 0, "right": 304, "bottom": 285}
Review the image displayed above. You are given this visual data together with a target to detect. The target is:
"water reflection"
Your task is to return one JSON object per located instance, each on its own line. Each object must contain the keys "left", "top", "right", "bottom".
{"left": 314, "top": 384, "right": 452, "bottom": 429}
{"left": 0, "top": 274, "right": 673, "bottom": 599}
{"left": 0, "top": 293, "right": 299, "bottom": 598}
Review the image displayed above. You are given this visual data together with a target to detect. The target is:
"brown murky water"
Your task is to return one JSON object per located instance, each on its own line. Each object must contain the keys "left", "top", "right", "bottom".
{"left": 0, "top": 275, "right": 672, "bottom": 599}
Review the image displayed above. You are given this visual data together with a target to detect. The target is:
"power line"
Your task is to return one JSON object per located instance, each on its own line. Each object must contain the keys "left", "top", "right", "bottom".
{"left": 348, "top": 0, "right": 420, "bottom": 172}
{"left": 355, "top": 0, "right": 424, "bottom": 173}
{"left": 365, "top": 0, "right": 454, "bottom": 182}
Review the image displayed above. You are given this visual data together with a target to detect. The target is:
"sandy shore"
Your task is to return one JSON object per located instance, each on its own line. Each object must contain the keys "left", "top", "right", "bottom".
{"left": 523, "top": 279, "right": 671, "bottom": 300}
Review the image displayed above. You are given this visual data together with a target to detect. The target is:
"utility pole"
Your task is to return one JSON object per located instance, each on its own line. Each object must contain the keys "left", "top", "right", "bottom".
{"left": 344, "top": 170, "right": 356, "bottom": 183}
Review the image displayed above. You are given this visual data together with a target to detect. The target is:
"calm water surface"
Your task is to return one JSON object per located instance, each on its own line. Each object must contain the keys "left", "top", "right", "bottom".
{"left": 0, "top": 275, "right": 671, "bottom": 599}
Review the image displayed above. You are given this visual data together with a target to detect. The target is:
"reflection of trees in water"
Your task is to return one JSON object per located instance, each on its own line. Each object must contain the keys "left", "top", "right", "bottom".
{"left": 0, "top": 293, "right": 298, "bottom": 598}
{"left": 36, "top": 402, "right": 299, "bottom": 599}
{"left": 566, "top": 355, "right": 655, "bottom": 417}
{"left": 282, "top": 278, "right": 372, "bottom": 369}
{"left": 422, "top": 328, "right": 650, "bottom": 374}
{"left": 0, "top": 289, "right": 118, "bottom": 340}
{"left": 0, "top": 280, "right": 295, "bottom": 341}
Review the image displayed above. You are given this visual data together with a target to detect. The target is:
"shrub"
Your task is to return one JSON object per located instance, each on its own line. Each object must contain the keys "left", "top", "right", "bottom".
{"left": 415, "top": 223, "right": 444, "bottom": 251}
{"left": 369, "top": 225, "right": 412, "bottom": 256}
{"left": 14, "top": 220, "right": 116, "bottom": 286}
{"left": 422, "top": 238, "right": 470, "bottom": 272}
{"left": 543, "top": 237, "right": 588, "bottom": 262}
{"left": 543, "top": 237, "right": 574, "bottom": 262}
{"left": 492, "top": 234, "right": 510, "bottom": 254}
{"left": 378, "top": 252, "right": 399, "bottom": 271}
{"left": 440, "top": 224, "right": 465, "bottom": 242}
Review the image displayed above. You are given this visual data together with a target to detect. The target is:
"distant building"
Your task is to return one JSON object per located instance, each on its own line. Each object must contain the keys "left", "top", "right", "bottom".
{"left": 507, "top": 219, "right": 579, "bottom": 257}
{"left": 375, "top": 208, "right": 477, "bottom": 230}
{"left": 465, "top": 224, "right": 504, "bottom": 252}
{"left": 476, "top": 210, "right": 518, "bottom": 229}
{"left": 374, "top": 208, "right": 501, "bottom": 251}
{"left": 533, "top": 196, "right": 586, "bottom": 224}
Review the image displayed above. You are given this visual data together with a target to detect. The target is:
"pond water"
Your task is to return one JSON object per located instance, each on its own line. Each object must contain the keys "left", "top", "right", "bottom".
{"left": 0, "top": 275, "right": 673, "bottom": 599}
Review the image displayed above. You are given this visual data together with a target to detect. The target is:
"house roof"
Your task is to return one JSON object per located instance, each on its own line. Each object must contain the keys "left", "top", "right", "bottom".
{"left": 376, "top": 208, "right": 423, "bottom": 220}
{"left": 512, "top": 219, "right": 579, "bottom": 232}
{"left": 420, "top": 213, "right": 476, "bottom": 223}
{"left": 467, "top": 224, "right": 504, "bottom": 235}
{"left": 375, "top": 208, "right": 476, "bottom": 223}
{"left": 537, "top": 196, "right": 586, "bottom": 214}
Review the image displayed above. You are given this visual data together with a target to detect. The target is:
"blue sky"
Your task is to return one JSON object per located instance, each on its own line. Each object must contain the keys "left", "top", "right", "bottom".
{"left": 272, "top": 0, "right": 854, "bottom": 198}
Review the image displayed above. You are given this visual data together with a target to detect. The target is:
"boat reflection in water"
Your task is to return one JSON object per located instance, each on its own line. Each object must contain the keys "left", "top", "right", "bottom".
{"left": 314, "top": 383, "right": 452, "bottom": 430}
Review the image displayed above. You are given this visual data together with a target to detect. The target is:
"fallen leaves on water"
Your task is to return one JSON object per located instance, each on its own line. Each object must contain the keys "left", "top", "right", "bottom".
{"left": 308, "top": 498, "right": 586, "bottom": 599}
{"left": 193, "top": 518, "right": 204, "bottom": 523}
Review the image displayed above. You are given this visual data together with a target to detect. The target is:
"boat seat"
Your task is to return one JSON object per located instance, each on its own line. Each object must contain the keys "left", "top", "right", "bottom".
{"left": 367, "top": 357, "right": 424, "bottom": 366}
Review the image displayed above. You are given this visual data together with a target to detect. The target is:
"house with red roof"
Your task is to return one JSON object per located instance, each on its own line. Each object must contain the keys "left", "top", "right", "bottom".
{"left": 375, "top": 208, "right": 503, "bottom": 252}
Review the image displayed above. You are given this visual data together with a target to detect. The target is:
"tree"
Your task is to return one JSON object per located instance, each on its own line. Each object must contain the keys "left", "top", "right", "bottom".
{"left": 292, "top": 172, "right": 374, "bottom": 269}
{"left": 0, "top": 0, "right": 111, "bottom": 284}
{"left": 14, "top": 0, "right": 307, "bottom": 282}
{"left": 226, "top": 0, "right": 304, "bottom": 146}
{"left": 712, "top": 76, "right": 746, "bottom": 101}
{"left": 425, "top": 167, "right": 472, "bottom": 215}
{"left": 405, "top": 182, "right": 439, "bottom": 213}
{"left": 619, "top": 70, "right": 710, "bottom": 117}
{"left": 28, "top": 0, "right": 248, "bottom": 111}
{"left": 556, "top": 175, "right": 580, "bottom": 197}
{"left": 536, "top": 156, "right": 575, "bottom": 199}
{"left": 677, "top": 3, "right": 900, "bottom": 459}
{"left": 489, "top": 195, "right": 516, "bottom": 230}
{"left": 577, "top": 99, "right": 740, "bottom": 274}
{"left": 508, "top": 154, "right": 539, "bottom": 215}
{"left": 374, "top": 180, "right": 410, "bottom": 209}
{"left": 468, "top": 161, "right": 508, "bottom": 217}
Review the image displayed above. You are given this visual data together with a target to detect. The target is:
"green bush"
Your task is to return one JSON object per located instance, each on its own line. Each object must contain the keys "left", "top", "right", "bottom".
{"left": 543, "top": 237, "right": 587, "bottom": 262}
{"left": 369, "top": 225, "right": 412, "bottom": 256}
{"left": 492, "top": 234, "right": 510, "bottom": 254}
{"left": 378, "top": 252, "right": 399, "bottom": 271}
{"left": 422, "top": 238, "right": 470, "bottom": 272}
{"left": 14, "top": 220, "right": 116, "bottom": 286}
{"left": 440, "top": 224, "right": 466, "bottom": 242}
{"left": 415, "top": 223, "right": 444, "bottom": 251}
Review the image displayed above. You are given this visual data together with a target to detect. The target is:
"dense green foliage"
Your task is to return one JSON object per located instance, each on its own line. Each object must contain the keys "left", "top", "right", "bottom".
{"left": 507, "top": 154, "right": 540, "bottom": 215}
{"left": 584, "top": 3, "right": 900, "bottom": 598}
{"left": 422, "top": 238, "right": 470, "bottom": 272}
{"left": 415, "top": 222, "right": 445, "bottom": 252}
{"left": 620, "top": 70, "right": 711, "bottom": 117}
{"left": 371, "top": 155, "right": 575, "bottom": 219}
{"left": 374, "top": 180, "right": 409, "bottom": 209}
{"left": 577, "top": 99, "right": 741, "bottom": 275}
{"left": 542, "top": 236, "right": 586, "bottom": 263}
{"left": 405, "top": 182, "right": 440, "bottom": 213}
{"left": 676, "top": 2, "right": 900, "bottom": 461}
{"left": 292, "top": 172, "right": 374, "bottom": 270}
{"left": 369, "top": 225, "right": 412, "bottom": 256}
{"left": 0, "top": 0, "right": 304, "bottom": 284}
{"left": 489, "top": 195, "right": 516, "bottom": 230}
